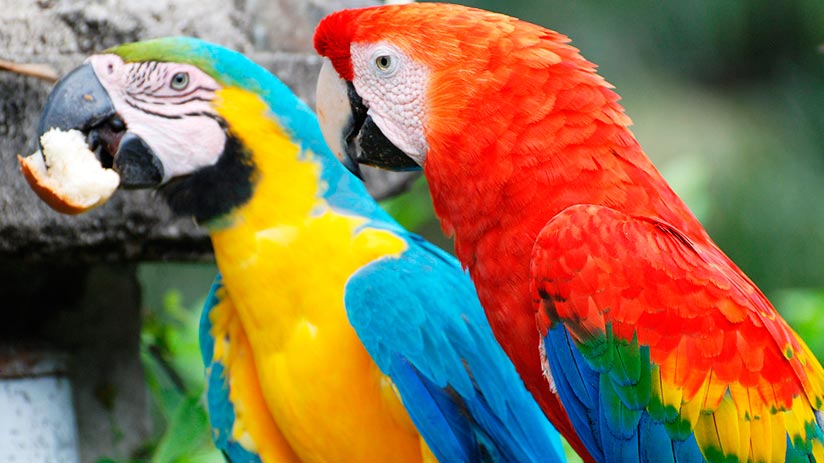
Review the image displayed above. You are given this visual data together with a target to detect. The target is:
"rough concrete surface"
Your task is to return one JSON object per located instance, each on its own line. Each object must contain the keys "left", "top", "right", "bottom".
{"left": 0, "top": 349, "right": 78, "bottom": 463}
{"left": 0, "top": 0, "right": 416, "bottom": 265}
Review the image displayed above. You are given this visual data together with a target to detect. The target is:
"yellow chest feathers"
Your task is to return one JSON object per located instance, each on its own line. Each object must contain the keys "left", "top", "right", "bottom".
{"left": 208, "top": 87, "right": 407, "bottom": 342}
{"left": 205, "top": 87, "right": 428, "bottom": 462}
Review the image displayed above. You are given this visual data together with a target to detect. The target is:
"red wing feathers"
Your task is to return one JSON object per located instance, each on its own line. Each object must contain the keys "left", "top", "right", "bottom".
{"left": 532, "top": 204, "right": 824, "bottom": 460}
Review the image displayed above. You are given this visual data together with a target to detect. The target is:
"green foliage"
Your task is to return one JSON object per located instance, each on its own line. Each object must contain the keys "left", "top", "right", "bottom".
{"left": 379, "top": 176, "right": 434, "bottom": 231}
{"left": 773, "top": 288, "right": 824, "bottom": 360}
{"left": 142, "top": 291, "right": 206, "bottom": 399}
{"left": 137, "top": 288, "right": 222, "bottom": 463}
{"left": 150, "top": 396, "right": 219, "bottom": 463}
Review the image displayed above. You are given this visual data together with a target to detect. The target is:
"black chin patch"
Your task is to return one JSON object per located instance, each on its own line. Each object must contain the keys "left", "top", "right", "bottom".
{"left": 159, "top": 135, "right": 254, "bottom": 224}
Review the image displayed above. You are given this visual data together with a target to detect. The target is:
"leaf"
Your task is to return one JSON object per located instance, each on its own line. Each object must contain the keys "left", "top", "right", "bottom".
{"left": 151, "top": 396, "right": 222, "bottom": 463}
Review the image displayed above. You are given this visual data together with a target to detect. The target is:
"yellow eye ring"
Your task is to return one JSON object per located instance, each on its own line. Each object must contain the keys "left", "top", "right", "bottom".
{"left": 170, "top": 72, "right": 189, "bottom": 90}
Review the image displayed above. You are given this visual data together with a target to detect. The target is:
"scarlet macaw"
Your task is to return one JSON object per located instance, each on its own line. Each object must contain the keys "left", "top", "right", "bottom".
{"left": 314, "top": 4, "right": 824, "bottom": 462}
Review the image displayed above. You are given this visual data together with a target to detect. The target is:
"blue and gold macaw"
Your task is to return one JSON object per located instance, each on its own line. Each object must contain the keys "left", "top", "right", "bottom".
{"left": 34, "top": 37, "right": 566, "bottom": 462}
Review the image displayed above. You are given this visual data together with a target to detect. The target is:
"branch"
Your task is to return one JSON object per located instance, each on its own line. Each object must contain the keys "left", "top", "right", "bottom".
{"left": 0, "top": 59, "right": 58, "bottom": 83}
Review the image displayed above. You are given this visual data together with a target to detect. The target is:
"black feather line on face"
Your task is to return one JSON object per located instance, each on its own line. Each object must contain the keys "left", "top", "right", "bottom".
{"left": 158, "top": 134, "right": 255, "bottom": 224}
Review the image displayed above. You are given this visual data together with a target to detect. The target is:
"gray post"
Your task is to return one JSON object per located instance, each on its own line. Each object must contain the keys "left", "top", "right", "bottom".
{"left": 0, "top": 349, "right": 78, "bottom": 463}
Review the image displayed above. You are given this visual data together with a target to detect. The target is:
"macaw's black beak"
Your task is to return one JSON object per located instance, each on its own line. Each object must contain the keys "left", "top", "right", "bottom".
{"left": 37, "top": 62, "right": 163, "bottom": 188}
{"left": 347, "top": 90, "right": 420, "bottom": 173}
{"left": 316, "top": 60, "right": 419, "bottom": 179}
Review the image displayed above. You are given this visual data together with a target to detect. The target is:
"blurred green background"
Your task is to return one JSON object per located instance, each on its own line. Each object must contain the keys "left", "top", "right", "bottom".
{"left": 128, "top": 1, "right": 824, "bottom": 461}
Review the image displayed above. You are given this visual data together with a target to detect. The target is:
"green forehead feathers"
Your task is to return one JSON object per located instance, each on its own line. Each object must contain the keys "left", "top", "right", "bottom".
{"left": 105, "top": 37, "right": 221, "bottom": 81}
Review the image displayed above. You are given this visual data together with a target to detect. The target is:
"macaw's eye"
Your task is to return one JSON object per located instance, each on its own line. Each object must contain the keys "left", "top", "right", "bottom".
{"left": 375, "top": 55, "right": 392, "bottom": 71}
{"left": 170, "top": 72, "right": 189, "bottom": 90}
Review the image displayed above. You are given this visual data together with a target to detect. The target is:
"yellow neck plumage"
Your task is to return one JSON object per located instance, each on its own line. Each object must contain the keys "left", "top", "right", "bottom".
{"left": 207, "top": 87, "right": 322, "bottom": 233}
{"left": 201, "top": 87, "right": 422, "bottom": 462}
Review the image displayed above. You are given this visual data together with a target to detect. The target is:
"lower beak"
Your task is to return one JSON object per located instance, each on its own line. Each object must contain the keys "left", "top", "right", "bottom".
{"left": 38, "top": 62, "right": 164, "bottom": 188}
{"left": 354, "top": 115, "right": 420, "bottom": 172}
{"left": 113, "top": 133, "right": 164, "bottom": 188}
{"left": 316, "top": 59, "right": 419, "bottom": 178}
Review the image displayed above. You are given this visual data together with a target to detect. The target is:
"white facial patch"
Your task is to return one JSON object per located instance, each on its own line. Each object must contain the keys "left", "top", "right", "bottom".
{"left": 88, "top": 54, "right": 226, "bottom": 182}
{"left": 350, "top": 41, "right": 429, "bottom": 166}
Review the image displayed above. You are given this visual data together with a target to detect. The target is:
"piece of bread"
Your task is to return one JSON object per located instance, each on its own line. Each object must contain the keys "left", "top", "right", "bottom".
{"left": 19, "top": 128, "right": 120, "bottom": 214}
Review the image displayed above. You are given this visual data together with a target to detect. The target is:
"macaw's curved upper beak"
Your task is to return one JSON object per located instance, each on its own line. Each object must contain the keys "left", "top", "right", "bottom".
{"left": 316, "top": 59, "right": 419, "bottom": 179}
{"left": 38, "top": 62, "right": 164, "bottom": 188}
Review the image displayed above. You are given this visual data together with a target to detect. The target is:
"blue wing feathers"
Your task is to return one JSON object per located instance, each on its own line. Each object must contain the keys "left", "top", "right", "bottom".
{"left": 638, "top": 414, "right": 676, "bottom": 463}
{"left": 672, "top": 434, "right": 705, "bottom": 463}
{"left": 199, "top": 274, "right": 223, "bottom": 369}
{"left": 545, "top": 324, "right": 708, "bottom": 463}
{"left": 598, "top": 378, "right": 640, "bottom": 462}
{"left": 546, "top": 325, "right": 604, "bottom": 461}
{"left": 200, "top": 275, "right": 262, "bottom": 463}
{"left": 346, "top": 232, "right": 566, "bottom": 462}
{"left": 390, "top": 355, "right": 474, "bottom": 463}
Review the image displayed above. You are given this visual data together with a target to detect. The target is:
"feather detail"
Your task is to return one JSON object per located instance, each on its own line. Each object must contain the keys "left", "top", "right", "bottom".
{"left": 200, "top": 277, "right": 297, "bottom": 462}
{"left": 534, "top": 204, "right": 824, "bottom": 461}
{"left": 345, "top": 238, "right": 567, "bottom": 462}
